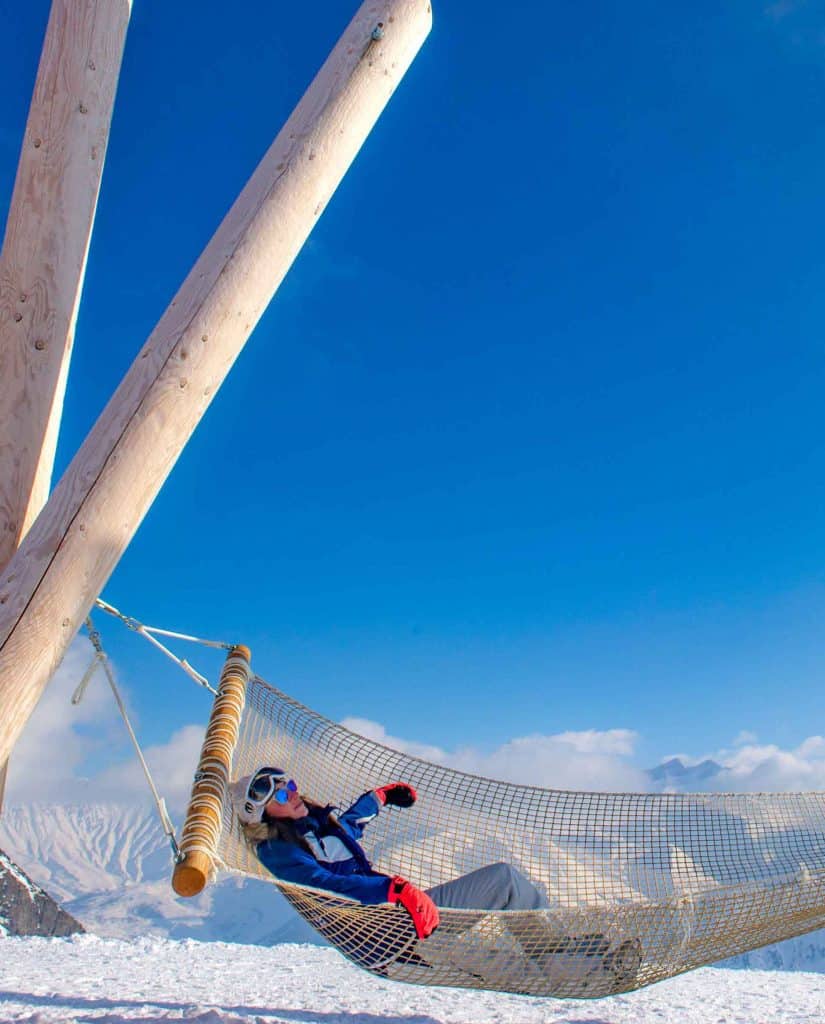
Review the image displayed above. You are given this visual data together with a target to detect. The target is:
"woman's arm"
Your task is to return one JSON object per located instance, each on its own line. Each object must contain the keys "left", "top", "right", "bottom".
{"left": 336, "top": 784, "right": 416, "bottom": 839}
{"left": 256, "top": 836, "right": 391, "bottom": 905}
{"left": 336, "top": 791, "right": 382, "bottom": 840}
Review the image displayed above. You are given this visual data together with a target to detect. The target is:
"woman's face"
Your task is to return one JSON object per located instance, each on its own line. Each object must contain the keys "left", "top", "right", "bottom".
{"left": 264, "top": 783, "right": 308, "bottom": 820}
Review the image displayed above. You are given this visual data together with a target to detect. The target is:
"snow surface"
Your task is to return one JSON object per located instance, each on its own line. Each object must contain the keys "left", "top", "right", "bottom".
{"left": 5, "top": 802, "right": 825, "bottom": 971}
{"left": 0, "top": 934, "right": 823, "bottom": 1024}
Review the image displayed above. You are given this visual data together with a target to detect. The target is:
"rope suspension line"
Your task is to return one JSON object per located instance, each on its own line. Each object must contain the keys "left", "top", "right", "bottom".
{"left": 92, "top": 597, "right": 234, "bottom": 696}
{"left": 74, "top": 599, "right": 237, "bottom": 863}
{"left": 76, "top": 615, "right": 182, "bottom": 862}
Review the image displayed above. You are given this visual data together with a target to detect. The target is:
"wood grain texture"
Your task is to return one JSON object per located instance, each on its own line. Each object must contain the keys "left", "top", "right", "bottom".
{"left": 0, "top": 0, "right": 132, "bottom": 564}
{"left": 0, "top": 0, "right": 131, "bottom": 810}
{"left": 0, "top": 0, "right": 431, "bottom": 769}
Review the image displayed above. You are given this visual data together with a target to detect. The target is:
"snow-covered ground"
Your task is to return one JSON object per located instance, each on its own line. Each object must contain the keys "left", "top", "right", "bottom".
{"left": 0, "top": 935, "right": 823, "bottom": 1024}
{"left": 5, "top": 802, "right": 825, "bottom": 971}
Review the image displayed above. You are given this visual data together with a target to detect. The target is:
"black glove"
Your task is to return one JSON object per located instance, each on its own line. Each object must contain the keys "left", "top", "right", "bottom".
{"left": 375, "top": 782, "right": 417, "bottom": 808}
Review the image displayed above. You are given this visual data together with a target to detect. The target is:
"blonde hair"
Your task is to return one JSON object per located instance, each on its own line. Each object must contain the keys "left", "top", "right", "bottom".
{"left": 241, "top": 819, "right": 272, "bottom": 845}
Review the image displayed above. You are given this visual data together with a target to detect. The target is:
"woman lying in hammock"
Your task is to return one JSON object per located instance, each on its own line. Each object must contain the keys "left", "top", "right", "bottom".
{"left": 230, "top": 765, "right": 642, "bottom": 992}
{"left": 230, "top": 764, "right": 546, "bottom": 940}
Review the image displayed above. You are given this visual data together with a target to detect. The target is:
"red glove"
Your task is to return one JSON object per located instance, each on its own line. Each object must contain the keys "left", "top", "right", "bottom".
{"left": 387, "top": 876, "right": 439, "bottom": 938}
{"left": 375, "top": 782, "right": 417, "bottom": 808}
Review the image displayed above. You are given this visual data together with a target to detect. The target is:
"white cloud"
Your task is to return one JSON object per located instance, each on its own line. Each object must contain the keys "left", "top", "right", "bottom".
{"left": 12, "top": 648, "right": 825, "bottom": 814}
{"left": 341, "top": 717, "right": 650, "bottom": 793}
{"left": 550, "top": 728, "right": 636, "bottom": 756}
{"left": 715, "top": 738, "right": 825, "bottom": 792}
{"left": 340, "top": 721, "right": 825, "bottom": 796}
{"left": 5, "top": 636, "right": 204, "bottom": 815}
{"left": 658, "top": 734, "right": 825, "bottom": 793}
{"left": 6, "top": 638, "right": 123, "bottom": 804}
{"left": 91, "top": 724, "right": 206, "bottom": 813}
{"left": 796, "top": 735, "right": 825, "bottom": 758}
{"left": 340, "top": 716, "right": 450, "bottom": 766}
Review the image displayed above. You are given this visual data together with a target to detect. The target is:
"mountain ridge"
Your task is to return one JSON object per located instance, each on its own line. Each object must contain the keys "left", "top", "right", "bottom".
{"left": 0, "top": 802, "right": 311, "bottom": 945}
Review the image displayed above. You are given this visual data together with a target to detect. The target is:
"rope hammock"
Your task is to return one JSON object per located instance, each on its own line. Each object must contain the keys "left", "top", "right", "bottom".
{"left": 78, "top": 608, "right": 825, "bottom": 999}
{"left": 163, "top": 644, "right": 825, "bottom": 1000}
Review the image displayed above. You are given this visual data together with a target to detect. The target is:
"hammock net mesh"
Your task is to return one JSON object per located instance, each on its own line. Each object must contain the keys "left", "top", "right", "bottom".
{"left": 210, "top": 673, "right": 825, "bottom": 999}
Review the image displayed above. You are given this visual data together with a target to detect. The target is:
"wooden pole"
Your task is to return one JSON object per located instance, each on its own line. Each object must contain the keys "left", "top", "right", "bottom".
{"left": 0, "top": 0, "right": 432, "bottom": 772}
{"left": 0, "top": 0, "right": 132, "bottom": 810}
{"left": 0, "top": 0, "right": 132, "bottom": 563}
{"left": 172, "top": 645, "right": 251, "bottom": 897}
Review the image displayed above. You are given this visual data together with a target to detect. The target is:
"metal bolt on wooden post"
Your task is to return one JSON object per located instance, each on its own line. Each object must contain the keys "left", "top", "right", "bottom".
{"left": 0, "top": 0, "right": 431, "bottom": 775}
{"left": 173, "top": 645, "right": 251, "bottom": 897}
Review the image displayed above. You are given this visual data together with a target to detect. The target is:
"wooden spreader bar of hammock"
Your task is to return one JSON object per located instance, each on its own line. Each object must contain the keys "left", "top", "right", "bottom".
{"left": 172, "top": 644, "right": 252, "bottom": 897}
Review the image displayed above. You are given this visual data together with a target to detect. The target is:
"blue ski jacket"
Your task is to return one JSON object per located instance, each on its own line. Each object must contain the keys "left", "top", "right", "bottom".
{"left": 255, "top": 790, "right": 393, "bottom": 904}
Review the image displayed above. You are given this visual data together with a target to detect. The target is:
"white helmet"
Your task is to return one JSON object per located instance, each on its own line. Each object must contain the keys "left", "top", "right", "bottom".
{"left": 229, "top": 766, "right": 290, "bottom": 825}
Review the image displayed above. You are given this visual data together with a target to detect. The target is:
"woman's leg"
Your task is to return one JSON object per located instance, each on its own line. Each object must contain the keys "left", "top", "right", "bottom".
{"left": 426, "top": 862, "right": 548, "bottom": 911}
{"left": 423, "top": 863, "right": 641, "bottom": 994}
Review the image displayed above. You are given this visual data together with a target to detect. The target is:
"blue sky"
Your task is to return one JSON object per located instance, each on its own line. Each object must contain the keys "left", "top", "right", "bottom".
{"left": 3, "top": 0, "right": 825, "bottom": 796}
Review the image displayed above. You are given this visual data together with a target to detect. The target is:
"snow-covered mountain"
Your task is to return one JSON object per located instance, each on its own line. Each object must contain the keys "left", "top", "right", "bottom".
{"left": 1, "top": 804, "right": 170, "bottom": 903}
{"left": 2, "top": 799, "right": 825, "bottom": 971}
{"left": 647, "top": 757, "right": 727, "bottom": 789}
{"left": 0, "top": 803, "right": 319, "bottom": 946}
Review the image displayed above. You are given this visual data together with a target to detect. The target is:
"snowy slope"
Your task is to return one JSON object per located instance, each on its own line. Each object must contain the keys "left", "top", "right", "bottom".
{"left": 0, "top": 804, "right": 170, "bottom": 901}
{"left": 3, "top": 800, "right": 825, "bottom": 972}
{"left": 1, "top": 934, "right": 824, "bottom": 1023}
{"left": 0, "top": 803, "right": 311, "bottom": 945}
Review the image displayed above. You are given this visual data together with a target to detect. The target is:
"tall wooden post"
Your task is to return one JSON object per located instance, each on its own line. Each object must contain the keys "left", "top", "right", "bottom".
{"left": 0, "top": 0, "right": 432, "bottom": 772}
{"left": 0, "top": 0, "right": 132, "bottom": 809}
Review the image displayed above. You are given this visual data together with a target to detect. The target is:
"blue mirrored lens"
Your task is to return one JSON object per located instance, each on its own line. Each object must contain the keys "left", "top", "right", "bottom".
{"left": 273, "top": 779, "right": 297, "bottom": 803}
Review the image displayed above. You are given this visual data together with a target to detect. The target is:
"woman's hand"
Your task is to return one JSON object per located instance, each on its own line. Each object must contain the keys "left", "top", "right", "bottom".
{"left": 387, "top": 876, "right": 439, "bottom": 938}
{"left": 375, "top": 782, "right": 417, "bottom": 808}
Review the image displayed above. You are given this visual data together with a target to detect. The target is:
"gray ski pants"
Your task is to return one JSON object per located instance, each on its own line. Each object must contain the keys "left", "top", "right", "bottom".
{"left": 425, "top": 861, "right": 548, "bottom": 911}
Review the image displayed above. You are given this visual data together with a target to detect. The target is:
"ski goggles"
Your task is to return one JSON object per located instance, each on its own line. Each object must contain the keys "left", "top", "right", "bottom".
{"left": 247, "top": 769, "right": 297, "bottom": 807}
